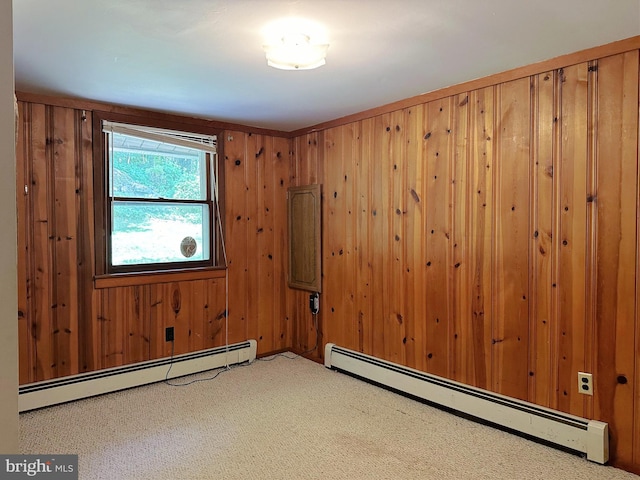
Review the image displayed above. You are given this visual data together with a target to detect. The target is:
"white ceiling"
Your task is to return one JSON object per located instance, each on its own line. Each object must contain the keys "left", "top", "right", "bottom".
{"left": 13, "top": 0, "right": 640, "bottom": 132}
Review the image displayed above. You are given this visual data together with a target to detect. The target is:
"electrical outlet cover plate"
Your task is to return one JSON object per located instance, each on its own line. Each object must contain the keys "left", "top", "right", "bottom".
{"left": 578, "top": 372, "right": 593, "bottom": 396}
{"left": 165, "top": 327, "right": 174, "bottom": 342}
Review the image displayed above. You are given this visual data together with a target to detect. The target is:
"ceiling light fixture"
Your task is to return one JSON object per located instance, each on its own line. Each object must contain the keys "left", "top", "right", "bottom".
{"left": 263, "top": 33, "right": 329, "bottom": 70}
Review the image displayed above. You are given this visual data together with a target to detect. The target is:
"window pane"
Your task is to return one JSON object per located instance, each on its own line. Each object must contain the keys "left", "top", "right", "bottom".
{"left": 110, "top": 132, "right": 206, "bottom": 200}
{"left": 111, "top": 201, "right": 210, "bottom": 266}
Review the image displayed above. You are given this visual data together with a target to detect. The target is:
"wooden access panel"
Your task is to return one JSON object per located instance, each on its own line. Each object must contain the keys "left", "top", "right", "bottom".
{"left": 287, "top": 184, "right": 321, "bottom": 292}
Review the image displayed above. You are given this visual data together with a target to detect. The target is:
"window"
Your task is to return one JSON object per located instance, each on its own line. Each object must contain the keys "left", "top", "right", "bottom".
{"left": 97, "top": 118, "right": 221, "bottom": 274}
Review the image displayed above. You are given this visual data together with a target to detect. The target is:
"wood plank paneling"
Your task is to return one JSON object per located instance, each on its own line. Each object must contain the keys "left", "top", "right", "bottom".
{"left": 593, "top": 51, "right": 638, "bottom": 468}
{"left": 224, "top": 131, "right": 249, "bottom": 345}
{"left": 123, "top": 286, "right": 149, "bottom": 364}
{"left": 272, "top": 136, "right": 291, "bottom": 351}
{"left": 296, "top": 133, "right": 320, "bottom": 185}
{"left": 389, "top": 111, "right": 406, "bottom": 366}
{"left": 369, "top": 115, "right": 387, "bottom": 359}
{"left": 379, "top": 113, "right": 403, "bottom": 363}
{"left": 257, "top": 136, "right": 276, "bottom": 352}
{"left": 245, "top": 133, "right": 261, "bottom": 350}
{"left": 76, "top": 109, "right": 97, "bottom": 374}
{"left": 635, "top": 61, "right": 640, "bottom": 471}
{"left": 51, "top": 106, "right": 80, "bottom": 378}
{"left": 156, "top": 282, "right": 186, "bottom": 357}
{"left": 403, "top": 106, "right": 425, "bottom": 371}
{"left": 31, "top": 104, "right": 54, "bottom": 381}
{"left": 424, "top": 99, "right": 452, "bottom": 377}
{"left": 322, "top": 127, "right": 345, "bottom": 349}
{"left": 492, "top": 78, "right": 531, "bottom": 400}
{"left": 530, "top": 71, "right": 556, "bottom": 408}
{"left": 342, "top": 122, "right": 358, "bottom": 351}
{"left": 584, "top": 59, "right": 599, "bottom": 423}
{"left": 356, "top": 121, "right": 373, "bottom": 357}
{"left": 556, "top": 63, "right": 590, "bottom": 417}
{"left": 468, "top": 87, "right": 495, "bottom": 390}
{"left": 187, "top": 280, "right": 206, "bottom": 352}
{"left": 16, "top": 102, "right": 33, "bottom": 384}
{"left": 17, "top": 103, "right": 94, "bottom": 382}
{"left": 205, "top": 278, "right": 227, "bottom": 348}
{"left": 99, "top": 286, "right": 126, "bottom": 369}
{"left": 222, "top": 131, "right": 293, "bottom": 356}
{"left": 451, "top": 93, "right": 469, "bottom": 384}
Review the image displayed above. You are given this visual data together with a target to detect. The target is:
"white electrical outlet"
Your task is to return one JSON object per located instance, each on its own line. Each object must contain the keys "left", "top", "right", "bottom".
{"left": 578, "top": 372, "right": 593, "bottom": 395}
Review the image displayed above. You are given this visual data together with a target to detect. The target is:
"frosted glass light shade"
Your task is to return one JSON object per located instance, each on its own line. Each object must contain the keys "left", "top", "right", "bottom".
{"left": 263, "top": 33, "right": 329, "bottom": 70}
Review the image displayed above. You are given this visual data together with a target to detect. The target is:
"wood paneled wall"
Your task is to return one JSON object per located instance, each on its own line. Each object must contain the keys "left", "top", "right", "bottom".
{"left": 16, "top": 103, "right": 95, "bottom": 381}
{"left": 291, "top": 50, "right": 640, "bottom": 470}
{"left": 16, "top": 105, "right": 293, "bottom": 384}
{"left": 223, "top": 131, "right": 294, "bottom": 354}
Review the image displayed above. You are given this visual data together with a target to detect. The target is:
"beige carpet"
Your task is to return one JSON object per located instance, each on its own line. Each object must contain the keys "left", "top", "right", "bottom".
{"left": 20, "top": 355, "right": 639, "bottom": 480}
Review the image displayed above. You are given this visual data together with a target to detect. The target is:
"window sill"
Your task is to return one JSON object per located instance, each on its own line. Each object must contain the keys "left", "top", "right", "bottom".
{"left": 94, "top": 267, "right": 227, "bottom": 289}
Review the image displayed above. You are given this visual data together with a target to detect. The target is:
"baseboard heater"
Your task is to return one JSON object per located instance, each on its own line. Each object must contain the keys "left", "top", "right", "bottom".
{"left": 19, "top": 340, "right": 257, "bottom": 412}
{"left": 324, "top": 343, "right": 608, "bottom": 464}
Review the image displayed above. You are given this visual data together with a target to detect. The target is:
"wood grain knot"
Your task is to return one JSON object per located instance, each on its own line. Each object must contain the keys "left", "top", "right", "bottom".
{"left": 172, "top": 289, "right": 181, "bottom": 314}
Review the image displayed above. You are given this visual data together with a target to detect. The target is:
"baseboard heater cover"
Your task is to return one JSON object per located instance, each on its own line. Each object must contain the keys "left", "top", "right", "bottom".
{"left": 324, "top": 343, "right": 608, "bottom": 464}
{"left": 19, "top": 340, "right": 257, "bottom": 412}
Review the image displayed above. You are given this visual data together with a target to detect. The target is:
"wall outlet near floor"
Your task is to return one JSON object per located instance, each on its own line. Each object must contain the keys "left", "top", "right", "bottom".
{"left": 578, "top": 372, "right": 593, "bottom": 395}
{"left": 165, "top": 326, "right": 175, "bottom": 342}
